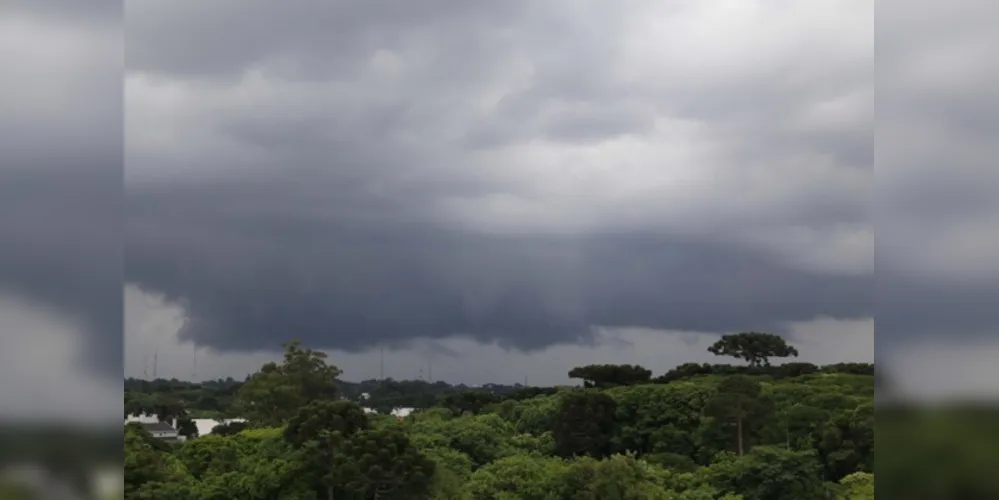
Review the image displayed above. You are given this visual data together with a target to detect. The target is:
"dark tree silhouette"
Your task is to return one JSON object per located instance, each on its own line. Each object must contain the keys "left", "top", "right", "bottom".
{"left": 437, "top": 390, "right": 499, "bottom": 415}
{"left": 553, "top": 390, "right": 618, "bottom": 458}
{"left": 708, "top": 332, "right": 799, "bottom": 367}
{"left": 331, "top": 428, "right": 435, "bottom": 499}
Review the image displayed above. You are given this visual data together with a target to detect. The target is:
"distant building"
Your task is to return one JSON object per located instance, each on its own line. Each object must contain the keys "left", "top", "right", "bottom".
{"left": 127, "top": 413, "right": 250, "bottom": 440}
{"left": 126, "top": 413, "right": 182, "bottom": 440}
{"left": 124, "top": 412, "right": 160, "bottom": 424}
{"left": 139, "top": 421, "right": 180, "bottom": 441}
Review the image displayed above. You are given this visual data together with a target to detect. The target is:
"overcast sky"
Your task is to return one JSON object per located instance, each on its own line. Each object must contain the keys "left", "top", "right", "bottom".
{"left": 0, "top": 0, "right": 121, "bottom": 424}
{"left": 122, "top": 0, "right": 877, "bottom": 386}
{"left": 120, "top": 0, "right": 991, "bottom": 393}
{"left": 2, "top": 1, "right": 998, "bottom": 423}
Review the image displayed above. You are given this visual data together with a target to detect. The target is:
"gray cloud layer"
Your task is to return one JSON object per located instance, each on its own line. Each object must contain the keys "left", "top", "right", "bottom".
{"left": 877, "top": 0, "right": 999, "bottom": 351}
{"left": 125, "top": 0, "right": 874, "bottom": 356}
{"left": 2, "top": 0, "right": 995, "bottom": 398}
{"left": 0, "top": 0, "right": 122, "bottom": 377}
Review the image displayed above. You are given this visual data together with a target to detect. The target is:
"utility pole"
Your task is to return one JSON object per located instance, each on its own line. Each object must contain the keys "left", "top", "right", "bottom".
{"left": 380, "top": 346, "right": 385, "bottom": 380}
{"left": 152, "top": 350, "right": 158, "bottom": 380}
{"left": 428, "top": 360, "right": 433, "bottom": 383}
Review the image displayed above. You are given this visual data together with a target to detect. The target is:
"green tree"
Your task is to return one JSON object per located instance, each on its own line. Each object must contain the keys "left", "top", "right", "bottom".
{"left": 210, "top": 421, "right": 248, "bottom": 436}
{"left": 607, "top": 383, "right": 713, "bottom": 458}
{"left": 124, "top": 421, "right": 172, "bottom": 453}
{"left": 285, "top": 400, "right": 371, "bottom": 500}
{"left": 175, "top": 434, "right": 240, "bottom": 481}
{"left": 284, "top": 400, "right": 371, "bottom": 446}
{"left": 151, "top": 394, "right": 188, "bottom": 424}
{"left": 409, "top": 413, "right": 519, "bottom": 468}
{"left": 835, "top": 472, "right": 874, "bottom": 499}
{"left": 813, "top": 404, "right": 873, "bottom": 481}
{"left": 707, "top": 332, "right": 799, "bottom": 367}
{"left": 703, "top": 376, "right": 772, "bottom": 456}
{"left": 124, "top": 426, "right": 196, "bottom": 498}
{"left": 421, "top": 447, "right": 474, "bottom": 500}
{"left": 188, "top": 427, "right": 315, "bottom": 499}
{"left": 568, "top": 364, "right": 652, "bottom": 388}
{"left": 177, "top": 416, "right": 199, "bottom": 439}
{"left": 438, "top": 390, "right": 500, "bottom": 416}
{"left": 497, "top": 393, "right": 560, "bottom": 435}
{"left": 466, "top": 454, "right": 568, "bottom": 500}
{"left": 237, "top": 340, "right": 342, "bottom": 426}
{"left": 561, "top": 454, "right": 673, "bottom": 499}
{"left": 125, "top": 391, "right": 147, "bottom": 419}
{"left": 553, "top": 390, "right": 618, "bottom": 458}
{"left": 119, "top": 335, "right": 876, "bottom": 500}
{"left": 700, "top": 446, "right": 826, "bottom": 500}
{"left": 776, "top": 403, "right": 827, "bottom": 450}
{"left": 331, "top": 428, "right": 435, "bottom": 499}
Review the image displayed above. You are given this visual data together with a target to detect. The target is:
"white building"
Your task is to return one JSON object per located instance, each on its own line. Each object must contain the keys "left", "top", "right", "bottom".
{"left": 125, "top": 413, "right": 181, "bottom": 440}
{"left": 126, "top": 413, "right": 249, "bottom": 439}
{"left": 124, "top": 412, "right": 160, "bottom": 424}
{"left": 139, "top": 421, "right": 180, "bottom": 440}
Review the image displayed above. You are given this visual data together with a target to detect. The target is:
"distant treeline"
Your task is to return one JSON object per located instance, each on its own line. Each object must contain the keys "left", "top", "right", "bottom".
{"left": 125, "top": 375, "right": 554, "bottom": 418}
{"left": 124, "top": 361, "right": 874, "bottom": 420}
{"left": 655, "top": 362, "right": 875, "bottom": 383}
{"left": 125, "top": 338, "right": 878, "bottom": 499}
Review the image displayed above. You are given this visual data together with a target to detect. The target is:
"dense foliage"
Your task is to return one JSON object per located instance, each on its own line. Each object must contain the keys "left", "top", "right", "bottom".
{"left": 125, "top": 338, "right": 875, "bottom": 499}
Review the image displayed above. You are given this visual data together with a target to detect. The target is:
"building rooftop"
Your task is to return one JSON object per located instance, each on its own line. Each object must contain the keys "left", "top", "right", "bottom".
{"left": 140, "top": 421, "right": 177, "bottom": 433}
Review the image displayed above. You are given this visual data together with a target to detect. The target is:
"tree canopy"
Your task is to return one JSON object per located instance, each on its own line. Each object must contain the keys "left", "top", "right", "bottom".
{"left": 124, "top": 340, "right": 876, "bottom": 499}
{"left": 568, "top": 364, "right": 653, "bottom": 388}
{"left": 707, "top": 332, "right": 799, "bottom": 367}
{"left": 236, "top": 340, "right": 342, "bottom": 427}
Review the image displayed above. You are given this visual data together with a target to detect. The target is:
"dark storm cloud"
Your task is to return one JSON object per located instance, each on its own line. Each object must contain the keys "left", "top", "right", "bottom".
{"left": 126, "top": 0, "right": 873, "bottom": 355}
{"left": 126, "top": 182, "right": 871, "bottom": 353}
{"left": 876, "top": 0, "right": 999, "bottom": 349}
{"left": 0, "top": 169, "right": 122, "bottom": 364}
{"left": 0, "top": 0, "right": 122, "bottom": 377}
